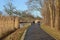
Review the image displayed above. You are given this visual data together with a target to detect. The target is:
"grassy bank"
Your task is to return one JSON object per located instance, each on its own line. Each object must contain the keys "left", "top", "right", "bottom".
{"left": 41, "top": 24, "right": 60, "bottom": 40}
{"left": 2, "top": 24, "right": 30, "bottom": 40}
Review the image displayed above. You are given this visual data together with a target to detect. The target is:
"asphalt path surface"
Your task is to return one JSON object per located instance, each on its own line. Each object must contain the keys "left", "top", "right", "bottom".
{"left": 24, "top": 23, "right": 55, "bottom": 40}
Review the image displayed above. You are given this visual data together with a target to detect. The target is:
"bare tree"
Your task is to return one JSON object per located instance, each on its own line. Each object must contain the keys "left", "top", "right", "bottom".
{"left": 26, "top": 0, "right": 44, "bottom": 12}
{"left": 4, "top": 0, "right": 16, "bottom": 16}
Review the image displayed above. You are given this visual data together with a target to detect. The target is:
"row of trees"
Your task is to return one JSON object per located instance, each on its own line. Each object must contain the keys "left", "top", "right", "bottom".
{"left": 41, "top": 0, "right": 60, "bottom": 30}
{"left": 3, "top": 0, "right": 36, "bottom": 20}
{"left": 0, "top": 0, "right": 43, "bottom": 22}
{"left": 27, "top": 0, "right": 60, "bottom": 30}
{"left": 3, "top": 0, "right": 42, "bottom": 22}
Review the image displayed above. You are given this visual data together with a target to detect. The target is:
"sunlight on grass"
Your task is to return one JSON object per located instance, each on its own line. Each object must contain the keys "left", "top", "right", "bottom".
{"left": 41, "top": 24, "right": 60, "bottom": 40}
{"left": 2, "top": 24, "right": 30, "bottom": 40}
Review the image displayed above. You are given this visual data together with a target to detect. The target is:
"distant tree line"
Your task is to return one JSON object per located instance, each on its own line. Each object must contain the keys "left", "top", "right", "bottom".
{"left": 2, "top": 0, "right": 42, "bottom": 22}
{"left": 3, "top": 0, "right": 36, "bottom": 19}
{"left": 27, "top": 0, "right": 60, "bottom": 31}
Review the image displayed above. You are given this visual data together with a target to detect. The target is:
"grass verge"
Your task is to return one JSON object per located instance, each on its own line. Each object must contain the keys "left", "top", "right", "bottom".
{"left": 2, "top": 24, "right": 30, "bottom": 40}
{"left": 41, "top": 24, "right": 60, "bottom": 40}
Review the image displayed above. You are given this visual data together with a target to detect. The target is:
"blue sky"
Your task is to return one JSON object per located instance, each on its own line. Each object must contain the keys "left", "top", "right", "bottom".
{"left": 0, "top": 0, "right": 28, "bottom": 11}
{"left": 0, "top": 0, "right": 42, "bottom": 17}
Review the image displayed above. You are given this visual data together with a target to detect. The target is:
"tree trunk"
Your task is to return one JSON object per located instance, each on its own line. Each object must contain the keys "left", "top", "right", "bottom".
{"left": 55, "top": 0, "right": 60, "bottom": 30}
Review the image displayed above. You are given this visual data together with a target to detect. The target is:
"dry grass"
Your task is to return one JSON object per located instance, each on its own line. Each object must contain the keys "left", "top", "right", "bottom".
{"left": 2, "top": 28, "right": 25, "bottom": 40}
{"left": 2, "top": 24, "right": 30, "bottom": 40}
{"left": 0, "top": 16, "right": 19, "bottom": 38}
{"left": 0, "top": 26, "right": 17, "bottom": 39}
{"left": 41, "top": 24, "right": 60, "bottom": 40}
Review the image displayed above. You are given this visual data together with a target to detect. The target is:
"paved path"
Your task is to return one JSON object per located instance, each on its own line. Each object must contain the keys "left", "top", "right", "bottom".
{"left": 24, "top": 23, "right": 55, "bottom": 40}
